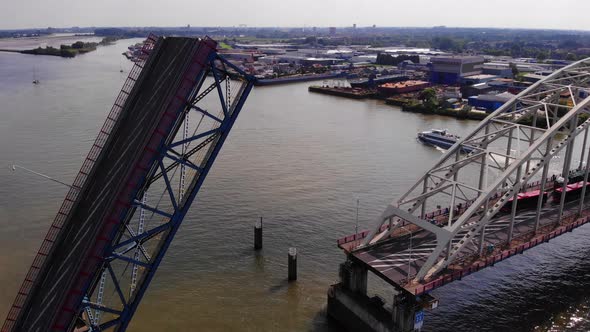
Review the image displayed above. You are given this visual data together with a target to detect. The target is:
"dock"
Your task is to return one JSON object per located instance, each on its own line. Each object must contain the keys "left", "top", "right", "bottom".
{"left": 254, "top": 73, "right": 344, "bottom": 86}
{"left": 308, "top": 86, "right": 377, "bottom": 99}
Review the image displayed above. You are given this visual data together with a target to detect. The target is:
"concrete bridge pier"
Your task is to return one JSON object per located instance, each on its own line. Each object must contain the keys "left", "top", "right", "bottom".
{"left": 340, "top": 260, "right": 368, "bottom": 295}
{"left": 392, "top": 292, "right": 419, "bottom": 332}
{"left": 327, "top": 259, "right": 421, "bottom": 332}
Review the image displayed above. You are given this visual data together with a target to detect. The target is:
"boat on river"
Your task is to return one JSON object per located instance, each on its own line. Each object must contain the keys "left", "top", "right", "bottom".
{"left": 417, "top": 129, "right": 473, "bottom": 153}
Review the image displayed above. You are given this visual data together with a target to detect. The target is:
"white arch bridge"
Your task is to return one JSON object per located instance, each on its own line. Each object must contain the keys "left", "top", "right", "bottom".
{"left": 337, "top": 58, "right": 590, "bottom": 299}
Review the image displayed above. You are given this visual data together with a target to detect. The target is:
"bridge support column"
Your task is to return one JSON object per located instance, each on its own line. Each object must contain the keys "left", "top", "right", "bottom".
{"left": 328, "top": 260, "right": 392, "bottom": 332}
{"left": 392, "top": 292, "right": 419, "bottom": 332}
{"left": 328, "top": 260, "right": 422, "bottom": 332}
{"left": 339, "top": 260, "right": 368, "bottom": 295}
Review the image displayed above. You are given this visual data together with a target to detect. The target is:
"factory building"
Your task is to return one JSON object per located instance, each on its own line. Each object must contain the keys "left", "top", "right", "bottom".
{"left": 300, "top": 57, "right": 345, "bottom": 66}
{"left": 350, "top": 55, "right": 377, "bottom": 64}
{"left": 460, "top": 74, "right": 499, "bottom": 86}
{"left": 219, "top": 52, "right": 257, "bottom": 62}
{"left": 430, "top": 56, "right": 485, "bottom": 85}
{"left": 461, "top": 83, "right": 498, "bottom": 98}
{"left": 482, "top": 64, "right": 514, "bottom": 78}
{"left": 468, "top": 92, "right": 515, "bottom": 112}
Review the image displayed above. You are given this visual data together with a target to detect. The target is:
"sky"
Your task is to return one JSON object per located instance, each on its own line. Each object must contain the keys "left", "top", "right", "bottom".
{"left": 1, "top": 0, "right": 589, "bottom": 31}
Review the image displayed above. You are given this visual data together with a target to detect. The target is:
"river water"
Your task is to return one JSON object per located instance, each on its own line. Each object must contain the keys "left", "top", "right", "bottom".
{"left": 0, "top": 38, "right": 589, "bottom": 331}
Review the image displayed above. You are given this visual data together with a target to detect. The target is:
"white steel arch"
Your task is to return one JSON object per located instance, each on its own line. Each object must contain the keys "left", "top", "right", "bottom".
{"left": 358, "top": 58, "right": 590, "bottom": 282}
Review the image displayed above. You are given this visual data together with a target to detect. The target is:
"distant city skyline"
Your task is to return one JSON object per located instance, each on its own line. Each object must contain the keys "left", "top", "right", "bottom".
{"left": 2, "top": 0, "right": 589, "bottom": 31}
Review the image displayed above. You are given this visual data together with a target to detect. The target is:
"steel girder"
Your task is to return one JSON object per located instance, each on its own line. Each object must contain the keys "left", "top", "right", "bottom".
{"left": 358, "top": 58, "right": 590, "bottom": 282}
{"left": 76, "top": 48, "right": 254, "bottom": 331}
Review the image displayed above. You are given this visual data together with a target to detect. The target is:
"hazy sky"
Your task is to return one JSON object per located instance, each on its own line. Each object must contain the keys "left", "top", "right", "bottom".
{"left": 2, "top": 0, "right": 589, "bottom": 31}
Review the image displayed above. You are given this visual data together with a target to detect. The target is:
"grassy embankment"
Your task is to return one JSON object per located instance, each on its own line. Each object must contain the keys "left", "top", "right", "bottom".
{"left": 20, "top": 37, "right": 119, "bottom": 58}
{"left": 218, "top": 41, "right": 232, "bottom": 50}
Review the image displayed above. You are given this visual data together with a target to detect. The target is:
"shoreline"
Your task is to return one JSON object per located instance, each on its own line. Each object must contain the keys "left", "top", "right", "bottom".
{"left": 309, "top": 85, "right": 490, "bottom": 121}
{"left": 255, "top": 73, "right": 344, "bottom": 86}
{"left": 0, "top": 36, "right": 122, "bottom": 58}
{"left": 0, "top": 49, "right": 22, "bottom": 53}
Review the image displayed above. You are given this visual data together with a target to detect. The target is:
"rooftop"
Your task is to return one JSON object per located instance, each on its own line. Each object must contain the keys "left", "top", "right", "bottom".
{"left": 467, "top": 83, "right": 493, "bottom": 91}
{"left": 491, "top": 78, "right": 515, "bottom": 83}
{"left": 523, "top": 73, "right": 546, "bottom": 79}
{"left": 379, "top": 80, "right": 430, "bottom": 88}
{"left": 474, "top": 91, "right": 516, "bottom": 102}
{"left": 304, "top": 57, "right": 343, "bottom": 61}
{"left": 432, "top": 55, "right": 485, "bottom": 63}
{"left": 463, "top": 74, "right": 499, "bottom": 80}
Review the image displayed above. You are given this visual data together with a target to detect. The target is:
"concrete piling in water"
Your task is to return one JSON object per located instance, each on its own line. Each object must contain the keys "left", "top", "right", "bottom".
{"left": 254, "top": 217, "right": 263, "bottom": 250}
{"left": 288, "top": 247, "right": 297, "bottom": 281}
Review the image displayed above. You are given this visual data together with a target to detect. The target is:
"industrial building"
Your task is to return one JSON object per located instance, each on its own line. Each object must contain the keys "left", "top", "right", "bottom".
{"left": 300, "top": 57, "right": 345, "bottom": 66}
{"left": 482, "top": 63, "right": 514, "bottom": 78}
{"left": 350, "top": 54, "right": 377, "bottom": 64}
{"left": 460, "top": 74, "right": 499, "bottom": 86}
{"left": 488, "top": 78, "right": 532, "bottom": 94}
{"left": 376, "top": 53, "right": 420, "bottom": 66}
{"left": 218, "top": 52, "right": 258, "bottom": 62}
{"left": 461, "top": 83, "right": 497, "bottom": 98}
{"left": 430, "top": 56, "right": 485, "bottom": 84}
{"left": 468, "top": 91, "right": 515, "bottom": 112}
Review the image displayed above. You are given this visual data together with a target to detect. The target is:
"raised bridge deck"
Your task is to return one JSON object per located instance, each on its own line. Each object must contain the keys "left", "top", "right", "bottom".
{"left": 4, "top": 37, "right": 217, "bottom": 332}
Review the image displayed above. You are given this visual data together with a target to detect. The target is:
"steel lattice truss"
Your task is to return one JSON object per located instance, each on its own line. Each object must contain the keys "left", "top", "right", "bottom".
{"left": 359, "top": 58, "right": 590, "bottom": 282}
{"left": 77, "top": 44, "right": 254, "bottom": 330}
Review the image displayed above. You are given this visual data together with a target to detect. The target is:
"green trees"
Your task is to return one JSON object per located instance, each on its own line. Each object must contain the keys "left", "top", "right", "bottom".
{"left": 566, "top": 53, "right": 578, "bottom": 61}
{"left": 537, "top": 51, "right": 549, "bottom": 61}
{"left": 71, "top": 41, "right": 85, "bottom": 49}
{"left": 59, "top": 49, "right": 76, "bottom": 57}
{"left": 304, "top": 36, "right": 317, "bottom": 44}
{"left": 21, "top": 40, "right": 96, "bottom": 58}
{"left": 431, "top": 37, "right": 464, "bottom": 53}
{"left": 420, "top": 88, "right": 438, "bottom": 111}
{"left": 420, "top": 88, "right": 436, "bottom": 100}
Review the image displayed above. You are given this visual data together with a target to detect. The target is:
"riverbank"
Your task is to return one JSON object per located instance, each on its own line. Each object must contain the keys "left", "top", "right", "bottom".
{"left": 309, "top": 84, "right": 489, "bottom": 121}
{"left": 308, "top": 86, "right": 376, "bottom": 99}
{"left": 0, "top": 36, "right": 120, "bottom": 58}
{"left": 255, "top": 72, "right": 344, "bottom": 86}
{"left": 398, "top": 99, "right": 590, "bottom": 126}
{"left": 401, "top": 102, "right": 488, "bottom": 120}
